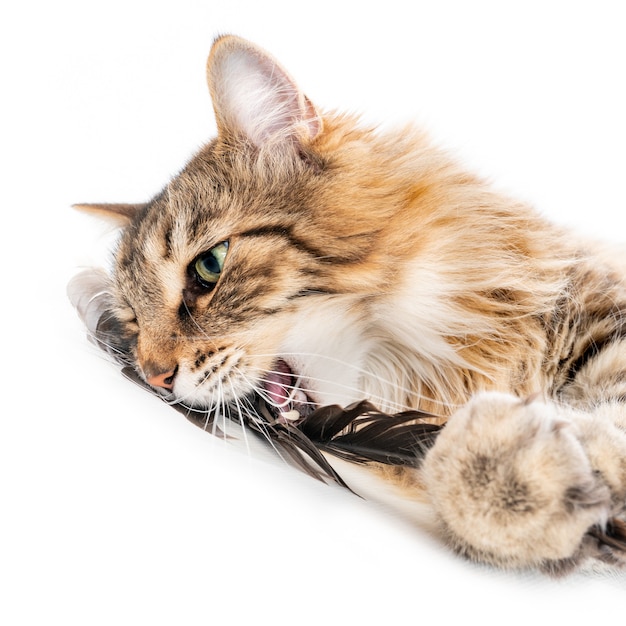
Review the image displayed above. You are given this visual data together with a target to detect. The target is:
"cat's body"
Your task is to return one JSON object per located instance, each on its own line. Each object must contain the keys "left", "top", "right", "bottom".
{"left": 71, "top": 35, "right": 626, "bottom": 575}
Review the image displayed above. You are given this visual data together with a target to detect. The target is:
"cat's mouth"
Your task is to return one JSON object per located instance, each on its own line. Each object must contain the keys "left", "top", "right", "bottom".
{"left": 261, "top": 359, "right": 317, "bottom": 421}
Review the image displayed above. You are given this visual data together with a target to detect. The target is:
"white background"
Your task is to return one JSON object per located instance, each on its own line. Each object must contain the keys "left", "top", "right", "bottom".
{"left": 2, "top": 1, "right": 626, "bottom": 623}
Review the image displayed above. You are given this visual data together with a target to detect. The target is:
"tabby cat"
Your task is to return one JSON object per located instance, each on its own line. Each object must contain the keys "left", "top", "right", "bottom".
{"left": 70, "top": 35, "right": 626, "bottom": 575}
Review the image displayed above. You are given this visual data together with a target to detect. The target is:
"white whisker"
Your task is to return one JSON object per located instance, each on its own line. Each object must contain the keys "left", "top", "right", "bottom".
{"left": 82, "top": 326, "right": 132, "bottom": 364}
{"left": 252, "top": 367, "right": 448, "bottom": 417}
{"left": 228, "top": 377, "right": 251, "bottom": 455}
{"left": 252, "top": 352, "right": 458, "bottom": 415}
{"left": 214, "top": 376, "right": 226, "bottom": 438}
{"left": 238, "top": 394, "right": 288, "bottom": 463}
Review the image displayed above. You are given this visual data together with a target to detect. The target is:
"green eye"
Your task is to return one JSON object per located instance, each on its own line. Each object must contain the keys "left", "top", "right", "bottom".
{"left": 193, "top": 241, "right": 229, "bottom": 290}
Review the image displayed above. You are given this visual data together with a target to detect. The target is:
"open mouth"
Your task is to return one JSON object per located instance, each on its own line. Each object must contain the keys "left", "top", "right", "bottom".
{"left": 261, "top": 359, "right": 317, "bottom": 421}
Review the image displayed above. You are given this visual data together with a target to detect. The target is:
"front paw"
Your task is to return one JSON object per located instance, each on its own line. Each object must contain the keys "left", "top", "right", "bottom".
{"left": 421, "top": 392, "right": 613, "bottom": 574}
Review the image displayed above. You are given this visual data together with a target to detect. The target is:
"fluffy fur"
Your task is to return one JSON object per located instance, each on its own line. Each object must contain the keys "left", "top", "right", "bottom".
{"left": 71, "top": 35, "right": 626, "bottom": 575}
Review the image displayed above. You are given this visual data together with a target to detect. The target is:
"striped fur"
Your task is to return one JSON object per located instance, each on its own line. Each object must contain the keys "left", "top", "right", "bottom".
{"left": 72, "top": 35, "right": 626, "bottom": 574}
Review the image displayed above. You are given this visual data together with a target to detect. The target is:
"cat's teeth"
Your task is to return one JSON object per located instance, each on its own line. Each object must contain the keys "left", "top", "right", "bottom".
{"left": 279, "top": 409, "right": 301, "bottom": 422}
{"left": 293, "top": 389, "right": 308, "bottom": 405}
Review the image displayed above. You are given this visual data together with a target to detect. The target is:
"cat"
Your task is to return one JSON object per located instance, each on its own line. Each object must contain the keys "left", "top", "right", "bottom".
{"left": 69, "top": 34, "right": 626, "bottom": 576}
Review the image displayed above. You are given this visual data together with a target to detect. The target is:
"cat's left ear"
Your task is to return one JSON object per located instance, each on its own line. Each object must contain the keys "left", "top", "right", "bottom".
{"left": 206, "top": 35, "right": 322, "bottom": 149}
{"left": 72, "top": 202, "right": 147, "bottom": 225}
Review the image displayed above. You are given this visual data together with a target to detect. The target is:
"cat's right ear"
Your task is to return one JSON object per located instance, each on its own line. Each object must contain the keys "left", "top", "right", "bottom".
{"left": 206, "top": 35, "right": 322, "bottom": 149}
{"left": 72, "top": 202, "right": 146, "bottom": 226}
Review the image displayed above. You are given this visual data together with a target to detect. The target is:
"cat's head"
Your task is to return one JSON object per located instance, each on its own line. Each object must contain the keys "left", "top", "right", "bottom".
{"left": 73, "top": 35, "right": 406, "bottom": 415}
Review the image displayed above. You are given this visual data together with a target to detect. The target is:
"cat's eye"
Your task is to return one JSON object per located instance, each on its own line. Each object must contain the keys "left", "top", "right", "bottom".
{"left": 192, "top": 241, "right": 229, "bottom": 290}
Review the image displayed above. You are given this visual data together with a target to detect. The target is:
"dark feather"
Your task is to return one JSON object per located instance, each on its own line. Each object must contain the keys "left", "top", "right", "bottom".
{"left": 71, "top": 298, "right": 444, "bottom": 490}
{"left": 120, "top": 366, "right": 355, "bottom": 488}
{"left": 297, "top": 401, "right": 441, "bottom": 466}
{"left": 588, "top": 518, "right": 626, "bottom": 563}
{"left": 67, "top": 270, "right": 136, "bottom": 367}
{"left": 71, "top": 276, "right": 626, "bottom": 572}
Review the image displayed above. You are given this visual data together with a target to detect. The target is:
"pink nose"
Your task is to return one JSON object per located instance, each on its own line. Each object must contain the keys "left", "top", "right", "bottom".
{"left": 146, "top": 369, "right": 176, "bottom": 390}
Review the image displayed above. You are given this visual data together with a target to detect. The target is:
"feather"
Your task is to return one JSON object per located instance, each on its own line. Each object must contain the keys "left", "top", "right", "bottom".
{"left": 303, "top": 405, "right": 442, "bottom": 466}
{"left": 120, "top": 365, "right": 355, "bottom": 488}
{"left": 68, "top": 269, "right": 135, "bottom": 366}
{"left": 588, "top": 519, "right": 626, "bottom": 562}
{"left": 70, "top": 295, "right": 444, "bottom": 489}
{"left": 72, "top": 289, "right": 626, "bottom": 569}
{"left": 66, "top": 269, "right": 113, "bottom": 338}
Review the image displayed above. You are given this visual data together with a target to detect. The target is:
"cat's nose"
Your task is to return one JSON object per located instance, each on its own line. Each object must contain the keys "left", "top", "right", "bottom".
{"left": 145, "top": 367, "right": 177, "bottom": 390}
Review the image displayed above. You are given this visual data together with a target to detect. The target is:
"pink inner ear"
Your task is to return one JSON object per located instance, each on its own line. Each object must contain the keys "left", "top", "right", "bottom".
{"left": 302, "top": 95, "right": 322, "bottom": 139}
{"left": 208, "top": 37, "right": 321, "bottom": 147}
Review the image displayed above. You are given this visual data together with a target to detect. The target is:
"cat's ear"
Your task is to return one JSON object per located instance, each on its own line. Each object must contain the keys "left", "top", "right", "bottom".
{"left": 72, "top": 202, "right": 147, "bottom": 225}
{"left": 206, "top": 35, "right": 322, "bottom": 148}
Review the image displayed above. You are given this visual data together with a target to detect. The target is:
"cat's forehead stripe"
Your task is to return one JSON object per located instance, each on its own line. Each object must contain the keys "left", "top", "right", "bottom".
{"left": 142, "top": 220, "right": 187, "bottom": 305}
{"left": 238, "top": 225, "right": 371, "bottom": 265}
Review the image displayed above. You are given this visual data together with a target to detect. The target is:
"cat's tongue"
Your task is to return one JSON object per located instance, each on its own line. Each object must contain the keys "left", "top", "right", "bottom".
{"left": 265, "top": 360, "right": 294, "bottom": 406}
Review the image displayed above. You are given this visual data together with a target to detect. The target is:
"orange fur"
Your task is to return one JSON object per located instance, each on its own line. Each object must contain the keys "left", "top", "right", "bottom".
{"left": 72, "top": 35, "right": 626, "bottom": 574}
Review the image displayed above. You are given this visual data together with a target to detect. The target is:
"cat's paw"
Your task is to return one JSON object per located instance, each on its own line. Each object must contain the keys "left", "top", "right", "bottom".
{"left": 421, "top": 392, "right": 617, "bottom": 574}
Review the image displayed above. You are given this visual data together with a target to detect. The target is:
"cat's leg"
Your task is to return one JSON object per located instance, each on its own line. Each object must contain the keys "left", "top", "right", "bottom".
{"left": 420, "top": 392, "right": 626, "bottom": 574}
